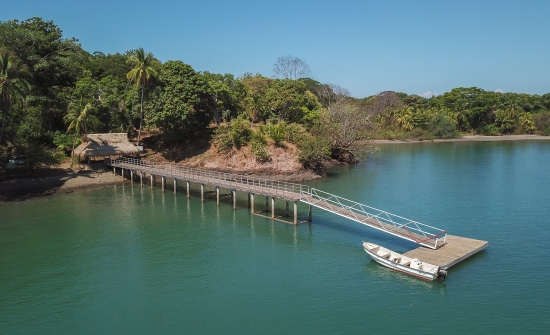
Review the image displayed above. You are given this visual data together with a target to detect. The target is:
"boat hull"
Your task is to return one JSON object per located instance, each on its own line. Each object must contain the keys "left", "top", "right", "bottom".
{"left": 364, "top": 246, "right": 438, "bottom": 281}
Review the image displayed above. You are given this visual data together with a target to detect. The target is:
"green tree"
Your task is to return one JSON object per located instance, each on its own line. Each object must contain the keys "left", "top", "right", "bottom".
{"left": 148, "top": 61, "right": 213, "bottom": 141}
{"left": 0, "top": 52, "right": 30, "bottom": 143}
{"left": 126, "top": 48, "right": 157, "bottom": 146}
{"left": 64, "top": 101, "right": 98, "bottom": 166}
{"left": 202, "top": 72, "right": 247, "bottom": 122}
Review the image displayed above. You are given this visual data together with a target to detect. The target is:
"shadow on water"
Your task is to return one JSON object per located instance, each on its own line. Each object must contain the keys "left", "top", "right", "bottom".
{"left": 364, "top": 261, "right": 447, "bottom": 292}
{"left": 445, "top": 248, "right": 489, "bottom": 273}
{"left": 312, "top": 215, "right": 419, "bottom": 251}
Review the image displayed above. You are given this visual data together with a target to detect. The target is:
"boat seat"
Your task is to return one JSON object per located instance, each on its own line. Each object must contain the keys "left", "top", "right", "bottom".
{"left": 399, "top": 258, "right": 411, "bottom": 266}
{"left": 378, "top": 250, "right": 390, "bottom": 258}
{"left": 389, "top": 253, "right": 401, "bottom": 262}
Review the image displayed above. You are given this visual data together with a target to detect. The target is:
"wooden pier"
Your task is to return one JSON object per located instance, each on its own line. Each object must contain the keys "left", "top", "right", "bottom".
{"left": 109, "top": 157, "right": 487, "bottom": 266}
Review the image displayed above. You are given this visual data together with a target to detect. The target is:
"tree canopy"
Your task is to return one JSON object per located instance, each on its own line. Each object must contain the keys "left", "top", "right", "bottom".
{"left": 1, "top": 17, "right": 549, "bottom": 170}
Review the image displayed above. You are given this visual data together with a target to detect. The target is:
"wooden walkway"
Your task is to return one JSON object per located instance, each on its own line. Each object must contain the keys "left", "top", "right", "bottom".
{"left": 111, "top": 157, "right": 451, "bottom": 250}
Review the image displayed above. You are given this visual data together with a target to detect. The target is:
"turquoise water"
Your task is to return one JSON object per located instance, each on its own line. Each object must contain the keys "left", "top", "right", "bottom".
{"left": 1, "top": 142, "right": 549, "bottom": 334}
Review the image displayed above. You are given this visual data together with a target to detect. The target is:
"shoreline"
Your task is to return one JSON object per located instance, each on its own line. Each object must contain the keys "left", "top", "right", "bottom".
{"left": 371, "top": 134, "right": 550, "bottom": 144}
{"left": 0, "top": 170, "right": 124, "bottom": 202}
{"left": 3, "top": 135, "right": 549, "bottom": 202}
{"left": 0, "top": 166, "right": 325, "bottom": 203}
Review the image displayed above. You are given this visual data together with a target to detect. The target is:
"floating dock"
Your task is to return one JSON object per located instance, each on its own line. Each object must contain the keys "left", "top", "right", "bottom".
{"left": 404, "top": 235, "right": 488, "bottom": 269}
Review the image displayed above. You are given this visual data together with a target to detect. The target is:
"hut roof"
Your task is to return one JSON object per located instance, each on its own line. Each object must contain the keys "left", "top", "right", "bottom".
{"left": 73, "top": 133, "right": 139, "bottom": 158}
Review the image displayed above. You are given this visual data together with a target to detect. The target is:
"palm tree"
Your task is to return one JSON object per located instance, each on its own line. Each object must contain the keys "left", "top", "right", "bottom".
{"left": 0, "top": 53, "right": 30, "bottom": 143}
{"left": 65, "top": 100, "right": 99, "bottom": 167}
{"left": 126, "top": 48, "right": 157, "bottom": 148}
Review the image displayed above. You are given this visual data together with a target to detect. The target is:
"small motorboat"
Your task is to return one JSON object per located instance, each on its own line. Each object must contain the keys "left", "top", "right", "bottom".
{"left": 362, "top": 241, "right": 447, "bottom": 281}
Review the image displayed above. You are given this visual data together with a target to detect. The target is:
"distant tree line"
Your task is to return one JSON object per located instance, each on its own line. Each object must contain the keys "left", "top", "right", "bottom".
{"left": 1, "top": 17, "right": 549, "bottom": 171}
{"left": 364, "top": 88, "right": 550, "bottom": 139}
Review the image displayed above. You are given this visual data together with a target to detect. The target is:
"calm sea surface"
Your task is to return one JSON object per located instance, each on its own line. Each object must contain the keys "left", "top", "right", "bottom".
{"left": 1, "top": 142, "right": 549, "bottom": 334}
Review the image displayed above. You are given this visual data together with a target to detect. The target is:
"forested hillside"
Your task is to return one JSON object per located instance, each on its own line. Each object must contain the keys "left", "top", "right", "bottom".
{"left": 1, "top": 17, "right": 549, "bottom": 172}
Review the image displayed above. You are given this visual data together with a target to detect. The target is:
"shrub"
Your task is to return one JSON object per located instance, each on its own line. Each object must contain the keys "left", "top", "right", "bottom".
{"left": 494, "top": 109, "right": 517, "bottom": 134}
{"left": 213, "top": 116, "right": 252, "bottom": 153}
{"left": 229, "top": 117, "right": 252, "bottom": 148}
{"left": 251, "top": 140, "right": 270, "bottom": 162}
{"left": 53, "top": 131, "right": 79, "bottom": 155}
{"left": 285, "top": 122, "right": 308, "bottom": 144}
{"left": 518, "top": 113, "right": 535, "bottom": 134}
{"left": 480, "top": 124, "right": 500, "bottom": 136}
{"left": 297, "top": 135, "right": 330, "bottom": 170}
{"left": 265, "top": 121, "right": 286, "bottom": 146}
{"left": 534, "top": 112, "right": 550, "bottom": 135}
{"left": 427, "top": 112, "right": 458, "bottom": 139}
{"left": 213, "top": 124, "right": 234, "bottom": 153}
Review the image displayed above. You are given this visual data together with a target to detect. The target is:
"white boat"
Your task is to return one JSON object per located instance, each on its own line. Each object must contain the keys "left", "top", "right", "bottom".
{"left": 362, "top": 241, "right": 447, "bottom": 281}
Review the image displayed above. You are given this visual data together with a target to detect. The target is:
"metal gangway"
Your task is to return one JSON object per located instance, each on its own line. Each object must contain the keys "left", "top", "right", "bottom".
{"left": 110, "top": 157, "right": 447, "bottom": 249}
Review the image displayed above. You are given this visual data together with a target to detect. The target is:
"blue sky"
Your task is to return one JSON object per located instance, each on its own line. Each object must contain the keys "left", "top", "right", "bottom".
{"left": 3, "top": 0, "right": 549, "bottom": 97}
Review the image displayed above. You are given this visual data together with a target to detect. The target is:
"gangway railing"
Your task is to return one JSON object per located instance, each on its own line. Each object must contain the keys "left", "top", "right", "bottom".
{"left": 110, "top": 157, "right": 447, "bottom": 249}
{"left": 300, "top": 188, "right": 447, "bottom": 249}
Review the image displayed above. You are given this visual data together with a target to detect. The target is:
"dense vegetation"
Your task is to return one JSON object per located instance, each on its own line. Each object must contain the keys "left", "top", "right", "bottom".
{"left": 369, "top": 89, "right": 550, "bottom": 139}
{"left": 1, "top": 17, "right": 549, "bottom": 172}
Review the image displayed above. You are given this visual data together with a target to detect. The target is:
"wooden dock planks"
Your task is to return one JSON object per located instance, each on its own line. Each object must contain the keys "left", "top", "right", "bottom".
{"left": 403, "top": 235, "right": 488, "bottom": 269}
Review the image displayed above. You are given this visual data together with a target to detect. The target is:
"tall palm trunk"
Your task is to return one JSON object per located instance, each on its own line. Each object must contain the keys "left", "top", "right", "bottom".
{"left": 0, "top": 108, "right": 6, "bottom": 144}
{"left": 137, "top": 86, "right": 144, "bottom": 148}
{"left": 70, "top": 134, "right": 76, "bottom": 168}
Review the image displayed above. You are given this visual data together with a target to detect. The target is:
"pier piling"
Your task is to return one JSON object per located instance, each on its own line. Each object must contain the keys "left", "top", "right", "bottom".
{"left": 293, "top": 201, "right": 298, "bottom": 224}
{"left": 250, "top": 193, "right": 255, "bottom": 213}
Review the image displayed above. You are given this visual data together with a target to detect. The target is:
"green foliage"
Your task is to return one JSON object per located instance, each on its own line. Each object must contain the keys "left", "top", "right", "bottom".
{"left": 374, "top": 87, "right": 550, "bottom": 138}
{"left": 241, "top": 75, "right": 323, "bottom": 124}
{"left": 533, "top": 112, "right": 550, "bottom": 135}
{"left": 202, "top": 72, "right": 247, "bottom": 122}
{"left": 297, "top": 135, "right": 330, "bottom": 170}
{"left": 0, "top": 51, "right": 31, "bottom": 143}
{"left": 53, "top": 131, "right": 79, "bottom": 154}
{"left": 251, "top": 140, "right": 270, "bottom": 162}
{"left": 212, "top": 125, "right": 233, "bottom": 153}
{"left": 426, "top": 109, "right": 459, "bottom": 138}
{"left": 518, "top": 112, "right": 535, "bottom": 134}
{"left": 284, "top": 122, "right": 308, "bottom": 144}
{"left": 147, "top": 61, "right": 212, "bottom": 140}
{"left": 264, "top": 121, "right": 287, "bottom": 146}
{"left": 213, "top": 116, "right": 252, "bottom": 152}
{"left": 3, "top": 16, "right": 550, "bottom": 171}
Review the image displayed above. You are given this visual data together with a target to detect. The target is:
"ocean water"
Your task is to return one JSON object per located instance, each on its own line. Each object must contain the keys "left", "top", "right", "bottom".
{"left": 1, "top": 141, "right": 549, "bottom": 334}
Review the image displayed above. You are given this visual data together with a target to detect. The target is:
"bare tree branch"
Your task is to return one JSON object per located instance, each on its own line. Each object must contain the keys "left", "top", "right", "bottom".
{"left": 273, "top": 56, "right": 311, "bottom": 80}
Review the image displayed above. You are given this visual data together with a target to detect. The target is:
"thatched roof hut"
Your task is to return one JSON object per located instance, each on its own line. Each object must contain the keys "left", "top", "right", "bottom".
{"left": 73, "top": 133, "right": 139, "bottom": 160}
